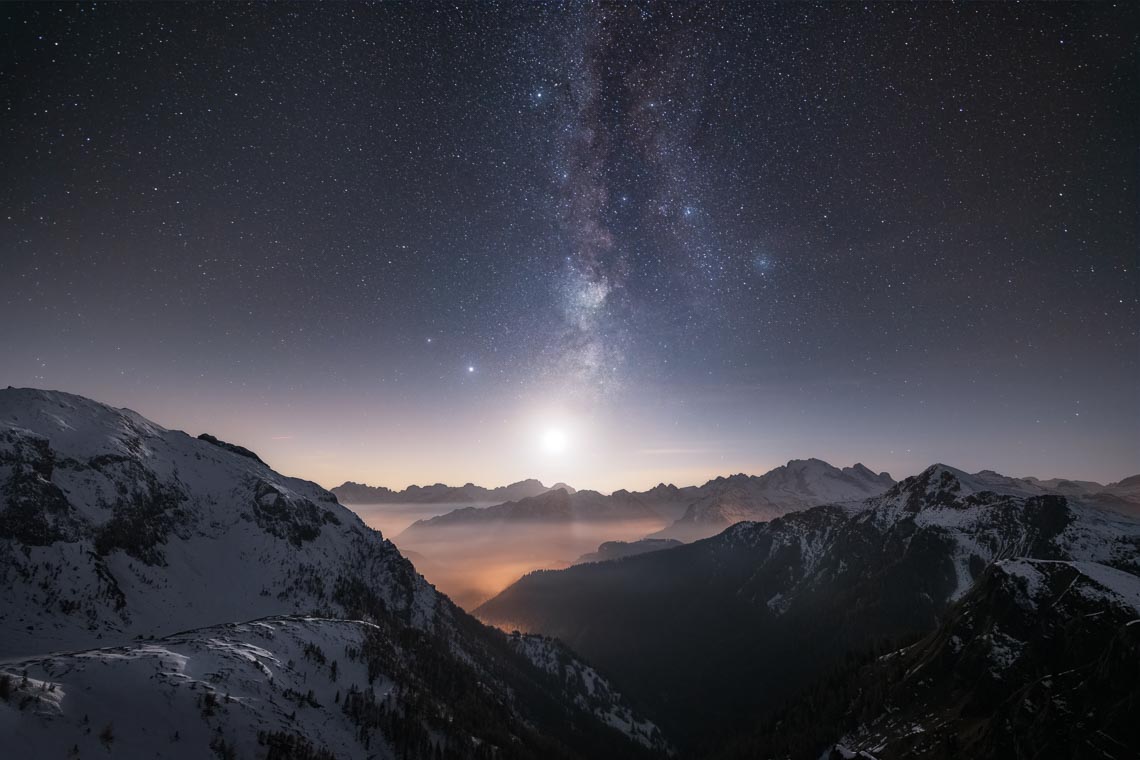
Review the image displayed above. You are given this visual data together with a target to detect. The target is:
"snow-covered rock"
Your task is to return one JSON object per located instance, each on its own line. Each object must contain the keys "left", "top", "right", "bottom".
{"left": 508, "top": 632, "right": 670, "bottom": 752}
{"left": 0, "top": 387, "right": 435, "bottom": 657}
{"left": 476, "top": 463, "right": 1140, "bottom": 752}
{"left": 827, "top": 557, "right": 1140, "bottom": 758}
{"left": 0, "top": 388, "right": 665, "bottom": 758}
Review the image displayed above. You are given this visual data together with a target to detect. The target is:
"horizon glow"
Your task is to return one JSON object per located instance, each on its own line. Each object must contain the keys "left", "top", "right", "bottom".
{"left": 1, "top": 4, "right": 1135, "bottom": 492}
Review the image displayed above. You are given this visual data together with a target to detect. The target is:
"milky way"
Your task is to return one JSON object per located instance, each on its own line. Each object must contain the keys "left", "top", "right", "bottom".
{"left": 1, "top": 2, "right": 1136, "bottom": 488}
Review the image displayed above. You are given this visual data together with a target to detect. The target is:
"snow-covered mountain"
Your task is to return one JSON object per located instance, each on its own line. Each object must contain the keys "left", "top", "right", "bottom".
{"left": 1, "top": 614, "right": 668, "bottom": 759}
{"left": 332, "top": 478, "right": 574, "bottom": 505}
{"left": 0, "top": 388, "right": 665, "bottom": 758}
{"left": 476, "top": 463, "right": 1140, "bottom": 751}
{"left": 907, "top": 467, "right": 1140, "bottom": 517}
{"left": 721, "top": 555, "right": 1140, "bottom": 759}
{"left": 650, "top": 458, "right": 895, "bottom": 542}
{"left": 650, "top": 459, "right": 1140, "bottom": 543}
{"left": 823, "top": 558, "right": 1140, "bottom": 759}
{"left": 400, "top": 459, "right": 890, "bottom": 541}
{"left": 0, "top": 387, "right": 434, "bottom": 657}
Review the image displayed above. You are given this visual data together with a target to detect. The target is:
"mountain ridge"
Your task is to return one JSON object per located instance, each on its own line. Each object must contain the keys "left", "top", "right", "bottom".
{"left": 476, "top": 463, "right": 1140, "bottom": 750}
{"left": 332, "top": 477, "right": 576, "bottom": 505}
{"left": 0, "top": 387, "right": 666, "bottom": 758}
{"left": 400, "top": 458, "right": 897, "bottom": 541}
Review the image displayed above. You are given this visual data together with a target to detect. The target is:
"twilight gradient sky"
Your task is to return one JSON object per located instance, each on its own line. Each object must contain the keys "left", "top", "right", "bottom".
{"left": 2, "top": 2, "right": 1137, "bottom": 492}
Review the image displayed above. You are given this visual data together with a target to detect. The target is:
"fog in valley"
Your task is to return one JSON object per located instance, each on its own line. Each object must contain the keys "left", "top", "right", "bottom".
{"left": 351, "top": 503, "right": 671, "bottom": 610}
{"left": 349, "top": 501, "right": 498, "bottom": 540}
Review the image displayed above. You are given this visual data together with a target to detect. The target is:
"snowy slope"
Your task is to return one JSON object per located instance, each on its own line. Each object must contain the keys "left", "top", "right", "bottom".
{"left": 0, "top": 616, "right": 668, "bottom": 759}
{"left": 477, "top": 463, "right": 1140, "bottom": 750}
{"left": 1, "top": 618, "right": 400, "bottom": 759}
{"left": 0, "top": 388, "right": 666, "bottom": 758}
{"left": 0, "top": 387, "right": 436, "bottom": 657}
{"left": 858, "top": 464, "right": 1140, "bottom": 601}
{"left": 826, "top": 558, "right": 1140, "bottom": 759}
{"left": 508, "top": 632, "right": 669, "bottom": 752}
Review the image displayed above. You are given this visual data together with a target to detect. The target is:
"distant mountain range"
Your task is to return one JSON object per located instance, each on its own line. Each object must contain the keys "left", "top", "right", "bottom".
{"left": 4, "top": 387, "right": 1138, "bottom": 758}
{"left": 332, "top": 478, "right": 575, "bottom": 504}
{"left": 476, "top": 463, "right": 1140, "bottom": 753}
{"left": 395, "top": 458, "right": 1140, "bottom": 547}
{"left": 0, "top": 388, "right": 665, "bottom": 758}
{"left": 650, "top": 458, "right": 895, "bottom": 541}
{"left": 401, "top": 458, "right": 896, "bottom": 541}
{"left": 399, "top": 487, "right": 674, "bottom": 538}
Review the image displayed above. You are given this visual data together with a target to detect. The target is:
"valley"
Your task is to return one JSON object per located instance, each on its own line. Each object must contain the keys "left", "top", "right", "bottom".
{"left": 2, "top": 389, "right": 1137, "bottom": 758}
{"left": 4, "top": 2, "right": 1134, "bottom": 757}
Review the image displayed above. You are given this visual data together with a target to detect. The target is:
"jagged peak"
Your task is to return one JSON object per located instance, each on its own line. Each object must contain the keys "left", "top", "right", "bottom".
{"left": 505, "top": 478, "right": 545, "bottom": 488}
{"left": 924, "top": 462, "right": 972, "bottom": 478}
{"left": 847, "top": 462, "right": 893, "bottom": 481}
{"left": 884, "top": 463, "right": 975, "bottom": 504}
{"left": 783, "top": 457, "right": 833, "bottom": 469}
{"left": 197, "top": 433, "right": 265, "bottom": 465}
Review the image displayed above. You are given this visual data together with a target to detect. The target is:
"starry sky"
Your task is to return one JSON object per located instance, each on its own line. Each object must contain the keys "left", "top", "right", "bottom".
{"left": 2, "top": 2, "right": 1137, "bottom": 491}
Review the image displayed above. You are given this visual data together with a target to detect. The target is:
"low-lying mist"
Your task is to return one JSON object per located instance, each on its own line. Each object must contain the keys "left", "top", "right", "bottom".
{"left": 347, "top": 501, "right": 498, "bottom": 539}
{"left": 351, "top": 503, "right": 670, "bottom": 610}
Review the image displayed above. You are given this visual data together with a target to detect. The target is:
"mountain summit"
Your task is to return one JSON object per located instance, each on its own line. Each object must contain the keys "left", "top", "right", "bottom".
{"left": 651, "top": 458, "right": 895, "bottom": 541}
{"left": 0, "top": 388, "right": 665, "bottom": 758}
{"left": 476, "top": 461, "right": 1140, "bottom": 750}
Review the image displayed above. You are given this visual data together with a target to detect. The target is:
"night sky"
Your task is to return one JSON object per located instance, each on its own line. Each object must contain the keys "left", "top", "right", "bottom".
{"left": 3, "top": 2, "right": 1137, "bottom": 490}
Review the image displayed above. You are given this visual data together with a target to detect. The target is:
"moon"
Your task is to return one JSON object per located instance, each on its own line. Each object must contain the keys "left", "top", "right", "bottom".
{"left": 541, "top": 427, "right": 569, "bottom": 454}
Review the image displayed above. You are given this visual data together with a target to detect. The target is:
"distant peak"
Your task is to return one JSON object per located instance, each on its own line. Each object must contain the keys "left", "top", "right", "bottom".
{"left": 884, "top": 463, "right": 984, "bottom": 510}
{"left": 786, "top": 457, "right": 830, "bottom": 467}
{"left": 506, "top": 478, "right": 545, "bottom": 488}
{"left": 923, "top": 462, "right": 970, "bottom": 478}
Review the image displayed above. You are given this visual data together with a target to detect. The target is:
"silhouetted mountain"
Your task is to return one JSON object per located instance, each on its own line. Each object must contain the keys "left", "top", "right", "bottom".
{"left": 476, "top": 464, "right": 1140, "bottom": 751}
{"left": 400, "top": 459, "right": 890, "bottom": 541}
{"left": 332, "top": 478, "right": 573, "bottom": 505}
{"left": 719, "top": 558, "right": 1140, "bottom": 759}
{"left": 574, "top": 538, "right": 683, "bottom": 565}
{"left": 828, "top": 558, "right": 1140, "bottom": 758}
{"left": 0, "top": 388, "right": 665, "bottom": 758}
{"left": 400, "top": 487, "right": 664, "bottom": 537}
